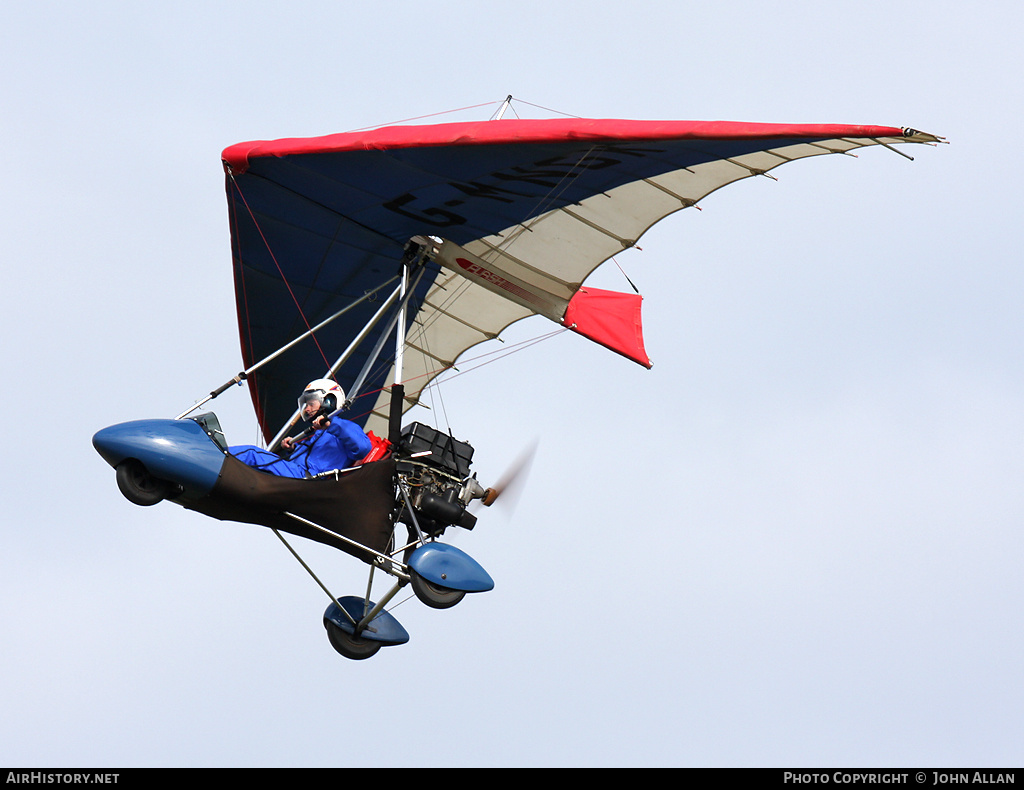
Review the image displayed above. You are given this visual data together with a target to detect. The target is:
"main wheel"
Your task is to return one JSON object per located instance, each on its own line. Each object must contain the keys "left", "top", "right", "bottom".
{"left": 115, "top": 459, "right": 172, "bottom": 506}
{"left": 325, "top": 620, "right": 382, "bottom": 660}
{"left": 410, "top": 569, "right": 466, "bottom": 610}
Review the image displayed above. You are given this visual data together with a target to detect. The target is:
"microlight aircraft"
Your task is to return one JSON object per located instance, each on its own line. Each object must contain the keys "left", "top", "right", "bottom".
{"left": 93, "top": 105, "right": 942, "bottom": 659}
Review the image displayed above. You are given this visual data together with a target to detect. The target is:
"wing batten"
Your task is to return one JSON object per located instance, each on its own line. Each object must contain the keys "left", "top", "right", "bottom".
{"left": 472, "top": 237, "right": 580, "bottom": 290}
{"left": 559, "top": 205, "right": 638, "bottom": 248}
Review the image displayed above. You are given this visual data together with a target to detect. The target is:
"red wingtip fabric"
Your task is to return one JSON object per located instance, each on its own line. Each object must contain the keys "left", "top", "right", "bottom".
{"left": 562, "top": 287, "right": 652, "bottom": 368}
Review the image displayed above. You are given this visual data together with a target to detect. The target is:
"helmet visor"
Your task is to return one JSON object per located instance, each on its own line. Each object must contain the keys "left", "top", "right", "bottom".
{"left": 297, "top": 389, "right": 325, "bottom": 420}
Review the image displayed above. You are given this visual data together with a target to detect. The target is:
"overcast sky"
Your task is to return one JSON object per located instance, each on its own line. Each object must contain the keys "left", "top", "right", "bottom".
{"left": 2, "top": 0, "right": 1021, "bottom": 768}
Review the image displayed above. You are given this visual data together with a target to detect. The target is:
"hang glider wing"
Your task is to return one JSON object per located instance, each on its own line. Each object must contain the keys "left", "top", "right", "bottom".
{"left": 222, "top": 118, "right": 941, "bottom": 440}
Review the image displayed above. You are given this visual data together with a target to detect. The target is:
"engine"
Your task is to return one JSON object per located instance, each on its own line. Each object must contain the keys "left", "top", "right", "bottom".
{"left": 395, "top": 423, "right": 482, "bottom": 534}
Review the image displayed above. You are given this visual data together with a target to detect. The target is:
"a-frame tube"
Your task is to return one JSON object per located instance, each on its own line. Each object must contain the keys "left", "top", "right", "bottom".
{"left": 268, "top": 281, "right": 403, "bottom": 450}
{"left": 276, "top": 263, "right": 425, "bottom": 447}
{"left": 389, "top": 259, "right": 410, "bottom": 446}
{"left": 176, "top": 276, "right": 400, "bottom": 421}
{"left": 344, "top": 264, "right": 424, "bottom": 413}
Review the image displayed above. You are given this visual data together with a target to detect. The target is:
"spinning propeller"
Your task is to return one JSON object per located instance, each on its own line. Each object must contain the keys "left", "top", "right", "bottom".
{"left": 464, "top": 441, "right": 537, "bottom": 514}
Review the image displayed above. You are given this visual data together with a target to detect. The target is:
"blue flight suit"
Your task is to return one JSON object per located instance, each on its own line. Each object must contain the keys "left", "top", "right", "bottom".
{"left": 229, "top": 418, "right": 373, "bottom": 479}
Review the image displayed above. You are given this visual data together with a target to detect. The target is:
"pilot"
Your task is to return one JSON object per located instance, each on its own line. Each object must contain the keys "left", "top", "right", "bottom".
{"left": 228, "top": 379, "right": 373, "bottom": 479}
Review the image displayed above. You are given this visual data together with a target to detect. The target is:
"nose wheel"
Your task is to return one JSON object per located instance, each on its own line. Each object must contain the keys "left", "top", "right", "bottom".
{"left": 115, "top": 459, "right": 172, "bottom": 506}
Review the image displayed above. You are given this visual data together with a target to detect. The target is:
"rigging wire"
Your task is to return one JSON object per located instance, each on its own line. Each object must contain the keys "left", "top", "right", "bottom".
{"left": 482, "top": 143, "right": 604, "bottom": 263}
{"left": 228, "top": 185, "right": 269, "bottom": 443}
{"left": 345, "top": 267, "right": 478, "bottom": 415}
{"left": 610, "top": 255, "right": 641, "bottom": 294}
{"left": 408, "top": 309, "right": 452, "bottom": 435}
{"left": 346, "top": 95, "right": 577, "bottom": 132}
{"left": 510, "top": 97, "right": 583, "bottom": 119}
{"left": 347, "top": 268, "right": 508, "bottom": 424}
{"left": 423, "top": 324, "right": 454, "bottom": 437}
{"left": 229, "top": 175, "right": 337, "bottom": 387}
{"left": 343, "top": 326, "right": 568, "bottom": 424}
{"left": 425, "top": 328, "right": 568, "bottom": 388}
{"left": 345, "top": 101, "right": 501, "bottom": 133}
{"left": 483, "top": 96, "right": 646, "bottom": 294}
{"left": 494, "top": 96, "right": 644, "bottom": 294}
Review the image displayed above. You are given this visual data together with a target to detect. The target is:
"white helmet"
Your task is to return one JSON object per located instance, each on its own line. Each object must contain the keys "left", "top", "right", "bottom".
{"left": 298, "top": 379, "right": 345, "bottom": 421}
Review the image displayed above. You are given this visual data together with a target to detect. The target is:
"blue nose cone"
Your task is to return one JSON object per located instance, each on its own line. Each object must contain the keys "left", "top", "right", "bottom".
{"left": 93, "top": 418, "right": 226, "bottom": 498}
